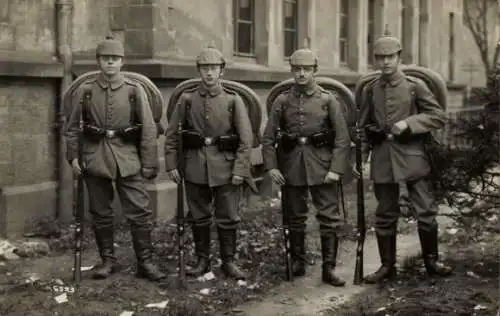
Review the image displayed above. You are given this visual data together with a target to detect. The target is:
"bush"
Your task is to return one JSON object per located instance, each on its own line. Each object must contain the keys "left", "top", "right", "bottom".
{"left": 432, "top": 67, "right": 500, "bottom": 207}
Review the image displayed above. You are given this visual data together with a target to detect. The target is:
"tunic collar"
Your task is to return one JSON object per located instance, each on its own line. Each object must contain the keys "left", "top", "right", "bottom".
{"left": 199, "top": 82, "right": 223, "bottom": 97}
{"left": 379, "top": 68, "right": 405, "bottom": 87}
{"left": 96, "top": 73, "right": 126, "bottom": 90}
{"left": 292, "top": 81, "right": 320, "bottom": 96}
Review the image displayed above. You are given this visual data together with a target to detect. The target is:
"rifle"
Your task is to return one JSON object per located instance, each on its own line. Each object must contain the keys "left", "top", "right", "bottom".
{"left": 176, "top": 121, "right": 186, "bottom": 288}
{"left": 353, "top": 109, "right": 366, "bottom": 285}
{"left": 276, "top": 125, "right": 293, "bottom": 281}
{"left": 73, "top": 110, "right": 85, "bottom": 290}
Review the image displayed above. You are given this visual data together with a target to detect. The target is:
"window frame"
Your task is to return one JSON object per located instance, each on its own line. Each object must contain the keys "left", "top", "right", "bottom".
{"left": 283, "top": 0, "right": 299, "bottom": 58}
{"left": 233, "top": 0, "right": 256, "bottom": 57}
{"left": 339, "top": 0, "right": 350, "bottom": 65}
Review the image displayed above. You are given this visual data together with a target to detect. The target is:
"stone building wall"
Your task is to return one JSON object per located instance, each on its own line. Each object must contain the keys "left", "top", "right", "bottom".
{"left": 0, "top": 0, "right": 489, "bottom": 237}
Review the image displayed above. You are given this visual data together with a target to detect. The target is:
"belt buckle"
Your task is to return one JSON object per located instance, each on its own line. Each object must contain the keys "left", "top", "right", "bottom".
{"left": 387, "top": 133, "right": 394, "bottom": 141}
{"left": 204, "top": 137, "right": 213, "bottom": 146}
{"left": 106, "top": 130, "right": 116, "bottom": 138}
{"left": 298, "top": 137, "right": 307, "bottom": 145}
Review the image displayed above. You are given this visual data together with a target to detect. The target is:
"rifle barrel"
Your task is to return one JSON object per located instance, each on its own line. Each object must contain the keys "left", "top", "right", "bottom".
{"left": 353, "top": 116, "right": 366, "bottom": 285}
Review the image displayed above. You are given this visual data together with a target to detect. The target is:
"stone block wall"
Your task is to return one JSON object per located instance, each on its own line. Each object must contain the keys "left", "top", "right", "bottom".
{"left": 0, "top": 0, "right": 475, "bottom": 237}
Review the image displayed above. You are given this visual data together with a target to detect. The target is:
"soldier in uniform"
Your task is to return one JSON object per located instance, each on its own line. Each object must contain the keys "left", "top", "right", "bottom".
{"left": 262, "top": 45, "right": 351, "bottom": 286}
{"left": 358, "top": 30, "right": 453, "bottom": 283}
{"left": 65, "top": 36, "right": 166, "bottom": 281}
{"left": 164, "top": 43, "right": 253, "bottom": 280}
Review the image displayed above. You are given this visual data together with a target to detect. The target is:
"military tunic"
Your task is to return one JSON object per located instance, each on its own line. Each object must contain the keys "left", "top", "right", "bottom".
{"left": 262, "top": 83, "right": 351, "bottom": 233}
{"left": 358, "top": 69, "right": 447, "bottom": 235}
{"left": 164, "top": 84, "right": 253, "bottom": 229}
{"left": 65, "top": 73, "right": 158, "bottom": 229}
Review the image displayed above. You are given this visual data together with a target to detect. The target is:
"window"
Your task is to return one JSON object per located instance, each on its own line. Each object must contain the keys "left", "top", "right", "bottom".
{"left": 283, "top": 0, "right": 298, "bottom": 57}
{"left": 448, "top": 12, "right": 455, "bottom": 81}
{"left": 233, "top": 0, "right": 255, "bottom": 56}
{"left": 367, "top": 0, "right": 376, "bottom": 65}
{"left": 339, "top": 0, "right": 349, "bottom": 64}
{"left": 400, "top": 0, "right": 406, "bottom": 53}
{"left": 401, "top": 0, "right": 412, "bottom": 63}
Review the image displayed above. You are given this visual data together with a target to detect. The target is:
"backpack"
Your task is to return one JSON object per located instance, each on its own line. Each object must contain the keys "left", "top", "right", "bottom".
{"left": 265, "top": 77, "right": 357, "bottom": 140}
{"left": 63, "top": 71, "right": 165, "bottom": 136}
{"left": 355, "top": 65, "right": 448, "bottom": 116}
{"left": 166, "top": 79, "right": 263, "bottom": 148}
{"left": 355, "top": 65, "right": 449, "bottom": 197}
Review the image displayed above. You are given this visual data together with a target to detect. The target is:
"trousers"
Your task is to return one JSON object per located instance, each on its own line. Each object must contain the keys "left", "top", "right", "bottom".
{"left": 185, "top": 182, "right": 242, "bottom": 229}
{"left": 283, "top": 183, "right": 342, "bottom": 234}
{"left": 374, "top": 179, "right": 438, "bottom": 236}
{"left": 85, "top": 173, "right": 153, "bottom": 230}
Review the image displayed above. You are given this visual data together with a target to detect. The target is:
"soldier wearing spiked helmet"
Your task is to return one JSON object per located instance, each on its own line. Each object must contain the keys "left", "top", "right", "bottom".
{"left": 64, "top": 36, "right": 166, "bottom": 282}
{"left": 356, "top": 26, "right": 452, "bottom": 284}
{"left": 164, "top": 42, "right": 253, "bottom": 281}
{"left": 262, "top": 39, "right": 351, "bottom": 286}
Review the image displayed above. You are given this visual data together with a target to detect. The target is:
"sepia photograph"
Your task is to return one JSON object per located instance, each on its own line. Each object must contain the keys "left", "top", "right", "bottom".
{"left": 0, "top": 0, "right": 498, "bottom": 315}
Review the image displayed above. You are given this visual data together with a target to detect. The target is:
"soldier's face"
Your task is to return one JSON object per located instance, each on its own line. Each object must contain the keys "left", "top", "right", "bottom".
{"left": 375, "top": 53, "right": 400, "bottom": 75}
{"left": 97, "top": 55, "right": 123, "bottom": 76}
{"left": 292, "top": 65, "right": 315, "bottom": 86}
{"left": 199, "top": 64, "right": 223, "bottom": 86}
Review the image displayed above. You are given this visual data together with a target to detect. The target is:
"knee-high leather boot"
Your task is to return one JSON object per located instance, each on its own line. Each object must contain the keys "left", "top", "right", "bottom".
{"left": 186, "top": 225, "right": 211, "bottom": 277}
{"left": 418, "top": 228, "right": 452, "bottom": 277}
{"left": 321, "top": 233, "right": 345, "bottom": 287}
{"left": 218, "top": 228, "right": 247, "bottom": 280}
{"left": 364, "top": 234, "right": 397, "bottom": 284}
{"left": 131, "top": 228, "right": 167, "bottom": 281}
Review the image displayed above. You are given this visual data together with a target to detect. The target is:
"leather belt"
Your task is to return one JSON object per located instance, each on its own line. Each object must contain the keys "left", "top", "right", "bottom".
{"left": 297, "top": 136, "right": 309, "bottom": 145}
{"left": 204, "top": 137, "right": 216, "bottom": 146}
{"left": 105, "top": 130, "right": 118, "bottom": 139}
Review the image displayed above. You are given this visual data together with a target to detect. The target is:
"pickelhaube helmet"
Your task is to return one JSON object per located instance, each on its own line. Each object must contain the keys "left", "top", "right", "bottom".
{"left": 374, "top": 25, "right": 402, "bottom": 55}
{"left": 289, "top": 38, "right": 318, "bottom": 67}
{"left": 96, "top": 35, "right": 125, "bottom": 57}
{"left": 196, "top": 41, "right": 226, "bottom": 66}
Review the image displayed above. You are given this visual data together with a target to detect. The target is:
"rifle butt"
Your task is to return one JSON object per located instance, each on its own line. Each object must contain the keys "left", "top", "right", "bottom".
{"left": 283, "top": 227, "right": 293, "bottom": 282}
{"left": 281, "top": 188, "right": 293, "bottom": 282}
{"left": 73, "top": 223, "right": 82, "bottom": 285}
{"left": 176, "top": 179, "right": 186, "bottom": 288}
{"left": 353, "top": 242, "right": 364, "bottom": 284}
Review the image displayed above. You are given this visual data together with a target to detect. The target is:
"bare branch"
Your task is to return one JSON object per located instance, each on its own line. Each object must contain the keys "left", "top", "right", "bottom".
{"left": 493, "top": 41, "right": 500, "bottom": 66}
{"left": 462, "top": 0, "right": 497, "bottom": 74}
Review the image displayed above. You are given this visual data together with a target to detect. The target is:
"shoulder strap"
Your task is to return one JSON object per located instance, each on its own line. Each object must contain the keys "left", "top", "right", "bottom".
{"left": 81, "top": 85, "right": 92, "bottom": 123}
{"left": 319, "top": 88, "right": 333, "bottom": 129}
{"left": 179, "top": 92, "right": 193, "bottom": 130}
{"left": 405, "top": 77, "right": 419, "bottom": 114}
{"left": 129, "top": 87, "right": 138, "bottom": 124}
{"left": 364, "top": 79, "right": 377, "bottom": 123}
{"left": 278, "top": 91, "right": 290, "bottom": 131}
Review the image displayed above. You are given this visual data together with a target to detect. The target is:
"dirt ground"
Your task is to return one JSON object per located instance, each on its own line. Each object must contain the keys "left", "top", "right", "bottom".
{"left": 1, "top": 181, "right": 497, "bottom": 316}
{"left": 0, "top": 181, "right": 378, "bottom": 316}
{"left": 324, "top": 208, "right": 500, "bottom": 316}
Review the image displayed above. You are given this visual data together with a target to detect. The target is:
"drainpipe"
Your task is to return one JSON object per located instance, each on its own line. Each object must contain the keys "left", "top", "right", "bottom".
{"left": 56, "top": 0, "right": 74, "bottom": 220}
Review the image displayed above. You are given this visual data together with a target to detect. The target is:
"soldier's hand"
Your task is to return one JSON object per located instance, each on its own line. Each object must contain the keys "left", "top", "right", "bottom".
{"left": 71, "top": 159, "right": 82, "bottom": 176}
{"left": 352, "top": 163, "right": 370, "bottom": 179}
{"left": 141, "top": 167, "right": 157, "bottom": 180}
{"left": 391, "top": 120, "right": 409, "bottom": 135}
{"left": 232, "top": 175, "right": 244, "bottom": 186}
{"left": 268, "top": 169, "right": 285, "bottom": 186}
{"left": 324, "top": 171, "right": 340, "bottom": 183}
{"left": 167, "top": 169, "right": 181, "bottom": 184}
